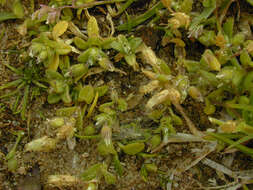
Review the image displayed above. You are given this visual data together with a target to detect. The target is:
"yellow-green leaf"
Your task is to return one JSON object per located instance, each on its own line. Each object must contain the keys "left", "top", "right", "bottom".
{"left": 87, "top": 16, "right": 99, "bottom": 38}
{"left": 201, "top": 49, "right": 221, "bottom": 71}
{"left": 78, "top": 85, "right": 95, "bottom": 104}
{"left": 74, "top": 37, "right": 88, "bottom": 50}
{"left": 48, "top": 53, "right": 59, "bottom": 71}
{"left": 55, "top": 41, "right": 72, "bottom": 55}
{"left": 12, "top": 0, "right": 24, "bottom": 19}
{"left": 52, "top": 21, "right": 69, "bottom": 39}
{"left": 120, "top": 142, "right": 145, "bottom": 155}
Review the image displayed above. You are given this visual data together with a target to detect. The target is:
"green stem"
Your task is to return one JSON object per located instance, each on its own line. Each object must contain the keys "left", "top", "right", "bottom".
{"left": 11, "top": 94, "right": 22, "bottom": 112}
{"left": 86, "top": 92, "right": 99, "bottom": 118}
{"left": 208, "top": 132, "right": 253, "bottom": 157}
{"left": 243, "top": 184, "right": 249, "bottom": 190}
{"left": 6, "top": 131, "right": 24, "bottom": 160}
{"left": 213, "top": 133, "right": 245, "bottom": 139}
{"left": 0, "top": 89, "right": 19, "bottom": 99}
{"left": 3, "top": 63, "right": 22, "bottom": 75}
{"left": 226, "top": 103, "right": 253, "bottom": 112}
{"left": 112, "top": 0, "right": 136, "bottom": 17}
{"left": 227, "top": 135, "right": 253, "bottom": 149}
{"left": 208, "top": 117, "right": 225, "bottom": 126}
{"left": 17, "top": 81, "right": 26, "bottom": 89}
{"left": 218, "top": 0, "right": 234, "bottom": 33}
{"left": 0, "top": 79, "right": 22, "bottom": 90}
{"left": 32, "top": 80, "right": 47, "bottom": 88}
{"left": 189, "top": 0, "right": 216, "bottom": 34}
{"left": 21, "top": 85, "right": 29, "bottom": 120}
{"left": 117, "top": 2, "right": 164, "bottom": 31}
{"left": 75, "top": 134, "right": 100, "bottom": 139}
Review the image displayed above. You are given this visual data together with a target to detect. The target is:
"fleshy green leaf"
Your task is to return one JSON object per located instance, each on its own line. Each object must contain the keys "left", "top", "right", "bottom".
{"left": 52, "top": 20, "right": 69, "bottom": 39}
{"left": 101, "top": 164, "right": 116, "bottom": 185}
{"left": 0, "top": 12, "right": 17, "bottom": 22}
{"left": 48, "top": 93, "right": 61, "bottom": 104}
{"left": 94, "top": 85, "right": 109, "bottom": 97}
{"left": 74, "top": 37, "right": 89, "bottom": 50}
{"left": 56, "top": 106, "right": 77, "bottom": 117}
{"left": 78, "top": 85, "right": 95, "bottom": 104}
{"left": 46, "top": 70, "right": 64, "bottom": 80}
{"left": 69, "top": 64, "right": 88, "bottom": 82}
{"left": 12, "top": 0, "right": 24, "bottom": 19}
{"left": 97, "top": 141, "right": 116, "bottom": 156}
{"left": 61, "top": 85, "right": 72, "bottom": 103}
{"left": 119, "top": 142, "right": 145, "bottom": 155}
{"left": 78, "top": 47, "right": 102, "bottom": 65}
{"left": 87, "top": 16, "right": 100, "bottom": 38}
{"left": 200, "top": 49, "right": 221, "bottom": 71}
{"left": 81, "top": 164, "right": 102, "bottom": 181}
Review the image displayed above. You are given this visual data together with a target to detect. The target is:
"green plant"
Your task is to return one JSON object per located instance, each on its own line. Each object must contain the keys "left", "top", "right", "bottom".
{"left": 0, "top": 61, "right": 47, "bottom": 120}
{"left": 5, "top": 131, "right": 24, "bottom": 172}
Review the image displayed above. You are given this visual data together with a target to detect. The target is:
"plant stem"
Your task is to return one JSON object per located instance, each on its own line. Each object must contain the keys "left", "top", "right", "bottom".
{"left": 112, "top": 0, "right": 136, "bottom": 17}
{"left": 21, "top": 85, "right": 29, "bottom": 120}
{"left": 117, "top": 1, "right": 164, "bottom": 31}
{"left": 75, "top": 134, "right": 100, "bottom": 139}
{"left": 208, "top": 132, "right": 253, "bottom": 157}
{"left": 226, "top": 103, "right": 253, "bottom": 112}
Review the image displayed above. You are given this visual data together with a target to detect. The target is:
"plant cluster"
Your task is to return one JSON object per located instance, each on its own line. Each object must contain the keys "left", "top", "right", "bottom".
{"left": 1, "top": 0, "right": 253, "bottom": 189}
